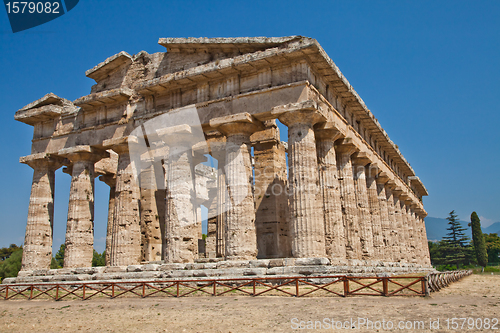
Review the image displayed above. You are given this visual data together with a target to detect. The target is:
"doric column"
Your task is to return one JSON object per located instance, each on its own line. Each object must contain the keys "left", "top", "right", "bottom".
{"left": 210, "top": 113, "right": 262, "bottom": 260}
{"left": 278, "top": 108, "right": 327, "bottom": 258}
{"left": 392, "top": 187, "right": 407, "bottom": 262}
{"left": 402, "top": 198, "right": 416, "bottom": 263}
{"left": 315, "top": 124, "right": 345, "bottom": 260}
{"left": 99, "top": 174, "right": 116, "bottom": 266}
{"left": 20, "top": 155, "right": 63, "bottom": 271}
{"left": 253, "top": 121, "right": 289, "bottom": 258}
{"left": 384, "top": 181, "right": 400, "bottom": 261}
{"left": 60, "top": 146, "right": 108, "bottom": 268}
{"left": 335, "top": 139, "right": 362, "bottom": 259}
{"left": 208, "top": 138, "right": 227, "bottom": 258}
{"left": 365, "top": 163, "right": 385, "bottom": 260}
{"left": 409, "top": 205, "right": 421, "bottom": 264}
{"left": 157, "top": 125, "right": 198, "bottom": 263}
{"left": 104, "top": 137, "right": 141, "bottom": 266}
{"left": 375, "top": 172, "right": 392, "bottom": 261}
{"left": 419, "top": 214, "right": 432, "bottom": 266}
{"left": 138, "top": 156, "right": 164, "bottom": 262}
{"left": 352, "top": 152, "right": 375, "bottom": 260}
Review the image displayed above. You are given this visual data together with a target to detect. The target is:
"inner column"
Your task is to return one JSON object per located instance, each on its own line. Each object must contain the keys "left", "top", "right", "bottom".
{"left": 103, "top": 137, "right": 142, "bottom": 266}
{"left": 210, "top": 113, "right": 262, "bottom": 260}
{"left": 61, "top": 146, "right": 107, "bottom": 268}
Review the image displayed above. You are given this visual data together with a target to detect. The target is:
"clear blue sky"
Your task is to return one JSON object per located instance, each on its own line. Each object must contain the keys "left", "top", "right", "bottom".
{"left": 1, "top": 1, "right": 499, "bottom": 253}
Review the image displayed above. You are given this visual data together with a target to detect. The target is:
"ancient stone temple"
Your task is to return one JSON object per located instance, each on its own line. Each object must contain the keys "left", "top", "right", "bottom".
{"left": 13, "top": 36, "right": 431, "bottom": 282}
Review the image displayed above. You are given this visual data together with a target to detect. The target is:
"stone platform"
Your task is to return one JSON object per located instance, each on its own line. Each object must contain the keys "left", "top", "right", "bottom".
{"left": 3, "top": 258, "right": 435, "bottom": 284}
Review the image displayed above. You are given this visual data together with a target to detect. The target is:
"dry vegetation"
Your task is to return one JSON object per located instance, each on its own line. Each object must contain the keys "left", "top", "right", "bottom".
{"left": 0, "top": 274, "right": 498, "bottom": 332}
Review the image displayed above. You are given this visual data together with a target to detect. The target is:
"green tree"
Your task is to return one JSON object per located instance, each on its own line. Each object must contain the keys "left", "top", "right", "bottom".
{"left": 485, "top": 233, "right": 500, "bottom": 264}
{"left": 439, "top": 211, "right": 475, "bottom": 268}
{"left": 92, "top": 250, "right": 105, "bottom": 267}
{"left": 469, "top": 212, "right": 488, "bottom": 267}
{"left": 0, "top": 248, "right": 23, "bottom": 279}
{"left": 54, "top": 244, "right": 65, "bottom": 268}
{"left": 0, "top": 244, "right": 22, "bottom": 261}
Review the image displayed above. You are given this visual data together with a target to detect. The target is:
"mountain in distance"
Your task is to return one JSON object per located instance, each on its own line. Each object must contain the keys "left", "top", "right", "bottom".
{"left": 424, "top": 217, "right": 500, "bottom": 242}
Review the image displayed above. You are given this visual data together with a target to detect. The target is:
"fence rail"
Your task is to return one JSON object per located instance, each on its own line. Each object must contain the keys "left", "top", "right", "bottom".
{"left": 0, "top": 271, "right": 471, "bottom": 301}
{"left": 426, "top": 270, "right": 472, "bottom": 293}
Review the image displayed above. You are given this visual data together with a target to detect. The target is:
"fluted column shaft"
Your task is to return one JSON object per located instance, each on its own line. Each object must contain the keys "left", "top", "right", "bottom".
{"left": 164, "top": 142, "right": 198, "bottom": 263}
{"left": 352, "top": 159, "right": 374, "bottom": 259}
{"left": 279, "top": 110, "right": 326, "bottom": 258}
{"left": 316, "top": 130, "right": 345, "bottom": 260}
{"left": 366, "top": 167, "right": 385, "bottom": 259}
{"left": 336, "top": 143, "right": 362, "bottom": 260}
{"left": 420, "top": 215, "right": 431, "bottom": 266}
{"left": 376, "top": 177, "right": 391, "bottom": 261}
{"left": 207, "top": 138, "right": 226, "bottom": 258}
{"left": 109, "top": 145, "right": 141, "bottom": 266}
{"left": 21, "top": 158, "right": 61, "bottom": 271}
{"left": 100, "top": 174, "right": 116, "bottom": 267}
{"left": 64, "top": 154, "right": 99, "bottom": 268}
{"left": 139, "top": 160, "right": 163, "bottom": 262}
{"left": 393, "top": 192, "right": 406, "bottom": 262}
{"left": 385, "top": 185, "right": 399, "bottom": 261}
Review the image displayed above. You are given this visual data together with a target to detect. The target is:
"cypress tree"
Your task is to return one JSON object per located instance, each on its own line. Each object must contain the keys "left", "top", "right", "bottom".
{"left": 470, "top": 212, "right": 488, "bottom": 267}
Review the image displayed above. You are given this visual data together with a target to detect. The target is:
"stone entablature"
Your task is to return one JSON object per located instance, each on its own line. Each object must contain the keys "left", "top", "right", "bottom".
{"left": 14, "top": 36, "right": 430, "bottom": 274}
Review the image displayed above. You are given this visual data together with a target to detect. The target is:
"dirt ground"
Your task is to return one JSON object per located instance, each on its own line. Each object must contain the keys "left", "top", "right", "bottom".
{"left": 0, "top": 274, "right": 498, "bottom": 332}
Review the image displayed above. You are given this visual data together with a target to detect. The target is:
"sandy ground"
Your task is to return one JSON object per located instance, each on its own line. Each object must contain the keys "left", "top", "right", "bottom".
{"left": 0, "top": 274, "right": 499, "bottom": 332}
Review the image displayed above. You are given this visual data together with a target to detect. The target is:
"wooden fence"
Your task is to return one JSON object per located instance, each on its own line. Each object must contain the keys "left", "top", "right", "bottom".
{"left": 0, "top": 271, "right": 472, "bottom": 301}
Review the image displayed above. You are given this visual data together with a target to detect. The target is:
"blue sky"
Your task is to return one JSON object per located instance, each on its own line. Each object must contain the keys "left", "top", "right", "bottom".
{"left": 1, "top": 1, "right": 499, "bottom": 252}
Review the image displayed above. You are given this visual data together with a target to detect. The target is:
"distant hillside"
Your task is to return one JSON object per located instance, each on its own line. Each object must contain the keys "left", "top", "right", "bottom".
{"left": 425, "top": 217, "right": 500, "bottom": 242}
{"left": 483, "top": 222, "right": 500, "bottom": 235}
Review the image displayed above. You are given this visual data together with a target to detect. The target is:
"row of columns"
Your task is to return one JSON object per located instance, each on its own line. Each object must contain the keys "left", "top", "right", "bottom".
{"left": 21, "top": 106, "right": 430, "bottom": 271}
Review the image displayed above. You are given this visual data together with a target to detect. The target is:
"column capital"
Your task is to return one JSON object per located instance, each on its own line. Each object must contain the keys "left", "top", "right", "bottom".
{"left": 335, "top": 138, "right": 359, "bottom": 155}
{"left": 99, "top": 173, "right": 116, "bottom": 187}
{"left": 375, "top": 171, "right": 390, "bottom": 184}
{"left": 314, "top": 122, "right": 343, "bottom": 141}
{"left": 385, "top": 179, "right": 397, "bottom": 189}
{"left": 210, "top": 112, "right": 264, "bottom": 136}
{"left": 392, "top": 186, "right": 404, "bottom": 196}
{"left": 20, "top": 153, "right": 65, "bottom": 170}
{"left": 351, "top": 152, "right": 372, "bottom": 167}
{"left": 276, "top": 106, "right": 327, "bottom": 127}
{"left": 103, "top": 136, "right": 138, "bottom": 154}
{"left": 59, "top": 145, "right": 109, "bottom": 163}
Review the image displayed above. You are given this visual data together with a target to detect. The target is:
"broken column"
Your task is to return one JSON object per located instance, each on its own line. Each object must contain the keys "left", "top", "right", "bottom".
{"left": 278, "top": 108, "right": 327, "bottom": 258}
{"left": 335, "top": 139, "right": 362, "bottom": 259}
{"left": 60, "top": 146, "right": 107, "bottom": 268}
{"left": 104, "top": 137, "right": 142, "bottom": 266}
{"left": 210, "top": 113, "right": 262, "bottom": 260}
{"left": 315, "top": 124, "right": 345, "bottom": 260}
{"left": 20, "top": 154, "right": 63, "bottom": 271}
